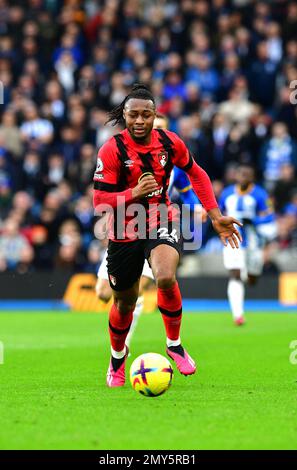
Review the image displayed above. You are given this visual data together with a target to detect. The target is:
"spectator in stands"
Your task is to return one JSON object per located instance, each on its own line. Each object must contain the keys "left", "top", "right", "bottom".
{"left": 260, "top": 122, "right": 297, "bottom": 190}
{"left": 20, "top": 102, "right": 54, "bottom": 151}
{"left": 272, "top": 164, "right": 297, "bottom": 213}
{"left": 248, "top": 41, "right": 278, "bottom": 109}
{"left": 44, "top": 153, "right": 66, "bottom": 190}
{"left": 21, "top": 150, "right": 43, "bottom": 199}
{"left": 11, "top": 191, "right": 34, "bottom": 227}
{"left": 224, "top": 123, "right": 251, "bottom": 166}
{"left": 283, "top": 189, "right": 297, "bottom": 219}
{"left": 207, "top": 113, "right": 230, "bottom": 180}
{"left": 0, "top": 110, "right": 23, "bottom": 159}
{"left": 41, "top": 80, "right": 65, "bottom": 124}
{"left": 0, "top": 218, "right": 34, "bottom": 271}
{"left": 219, "top": 83, "right": 256, "bottom": 124}
{"left": 0, "top": 162, "right": 11, "bottom": 220}
{"left": 84, "top": 239, "right": 103, "bottom": 274}
{"left": 55, "top": 219, "right": 85, "bottom": 272}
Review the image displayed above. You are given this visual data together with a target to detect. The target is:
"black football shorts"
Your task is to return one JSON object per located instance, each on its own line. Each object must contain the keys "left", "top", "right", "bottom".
{"left": 106, "top": 222, "right": 182, "bottom": 291}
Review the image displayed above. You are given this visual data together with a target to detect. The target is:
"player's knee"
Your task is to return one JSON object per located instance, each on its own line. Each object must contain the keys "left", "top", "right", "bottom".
{"left": 96, "top": 282, "right": 111, "bottom": 303}
{"left": 115, "top": 298, "right": 137, "bottom": 314}
{"left": 248, "top": 275, "right": 258, "bottom": 286}
{"left": 97, "top": 291, "right": 111, "bottom": 303}
{"left": 155, "top": 273, "right": 176, "bottom": 289}
{"left": 229, "top": 270, "right": 241, "bottom": 281}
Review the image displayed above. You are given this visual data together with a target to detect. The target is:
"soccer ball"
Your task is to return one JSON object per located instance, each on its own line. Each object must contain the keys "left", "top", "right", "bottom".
{"left": 130, "top": 352, "right": 173, "bottom": 397}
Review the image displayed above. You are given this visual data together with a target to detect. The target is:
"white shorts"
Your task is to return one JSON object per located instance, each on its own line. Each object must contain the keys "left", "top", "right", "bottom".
{"left": 223, "top": 244, "right": 264, "bottom": 276}
{"left": 97, "top": 250, "right": 154, "bottom": 281}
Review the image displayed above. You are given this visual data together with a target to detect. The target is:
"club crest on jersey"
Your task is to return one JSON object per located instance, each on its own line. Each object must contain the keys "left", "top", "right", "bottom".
{"left": 158, "top": 151, "right": 168, "bottom": 167}
{"left": 109, "top": 274, "right": 117, "bottom": 286}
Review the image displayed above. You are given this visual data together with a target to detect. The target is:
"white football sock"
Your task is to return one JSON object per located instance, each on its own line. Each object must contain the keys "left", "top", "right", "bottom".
{"left": 227, "top": 279, "right": 244, "bottom": 320}
{"left": 166, "top": 337, "right": 181, "bottom": 348}
{"left": 111, "top": 346, "right": 126, "bottom": 359}
{"left": 240, "top": 267, "right": 248, "bottom": 283}
{"left": 125, "top": 296, "right": 144, "bottom": 348}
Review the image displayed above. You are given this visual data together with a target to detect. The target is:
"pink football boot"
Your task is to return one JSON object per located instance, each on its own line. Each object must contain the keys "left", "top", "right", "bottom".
{"left": 234, "top": 316, "right": 245, "bottom": 326}
{"left": 106, "top": 347, "right": 129, "bottom": 387}
{"left": 166, "top": 346, "right": 196, "bottom": 376}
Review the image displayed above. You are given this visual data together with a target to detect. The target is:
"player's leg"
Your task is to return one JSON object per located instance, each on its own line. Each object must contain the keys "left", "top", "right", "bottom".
{"left": 95, "top": 278, "right": 112, "bottom": 303}
{"left": 149, "top": 244, "right": 196, "bottom": 375}
{"left": 246, "top": 248, "right": 264, "bottom": 286}
{"left": 106, "top": 240, "right": 144, "bottom": 387}
{"left": 107, "top": 281, "right": 140, "bottom": 387}
{"left": 228, "top": 269, "right": 245, "bottom": 325}
{"left": 223, "top": 244, "right": 245, "bottom": 325}
{"left": 95, "top": 250, "right": 112, "bottom": 303}
{"left": 109, "top": 281, "right": 139, "bottom": 356}
{"left": 247, "top": 274, "right": 258, "bottom": 286}
{"left": 139, "top": 261, "right": 154, "bottom": 295}
{"left": 150, "top": 243, "right": 180, "bottom": 339}
{"left": 125, "top": 265, "right": 154, "bottom": 349}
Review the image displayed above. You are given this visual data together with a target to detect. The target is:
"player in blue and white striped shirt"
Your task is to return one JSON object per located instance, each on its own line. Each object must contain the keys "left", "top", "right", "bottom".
{"left": 220, "top": 163, "right": 275, "bottom": 325}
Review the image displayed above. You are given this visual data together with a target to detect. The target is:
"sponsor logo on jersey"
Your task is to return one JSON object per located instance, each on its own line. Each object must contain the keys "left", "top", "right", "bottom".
{"left": 147, "top": 187, "right": 163, "bottom": 198}
{"left": 124, "top": 159, "right": 134, "bottom": 168}
{"left": 158, "top": 151, "right": 168, "bottom": 167}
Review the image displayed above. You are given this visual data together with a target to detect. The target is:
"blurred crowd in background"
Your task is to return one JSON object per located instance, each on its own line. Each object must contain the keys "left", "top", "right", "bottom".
{"left": 0, "top": 0, "right": 296, "bottom": 274}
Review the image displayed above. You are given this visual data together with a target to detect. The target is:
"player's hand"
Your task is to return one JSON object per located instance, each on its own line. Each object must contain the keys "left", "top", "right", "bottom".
{"left": 132, "top": 174, "right": 158, "bottom": 199}
{"left": 211, "top": 216, "right": 243, "bottom": 248}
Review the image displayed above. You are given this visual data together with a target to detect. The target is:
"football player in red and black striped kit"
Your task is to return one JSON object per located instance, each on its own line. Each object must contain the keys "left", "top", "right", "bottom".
{"left": 93, "top": 84, "right": 242, "bottom": 387}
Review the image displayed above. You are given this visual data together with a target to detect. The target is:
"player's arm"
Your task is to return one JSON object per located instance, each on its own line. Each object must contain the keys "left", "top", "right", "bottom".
{"left": 242, "top": 211, "right": 274, "bottom": 226}
{"left": 93, "top": 141, "right": 158, "bottom": 210}
{"left": 253, "top": 190, "right": 275, "bottom": 226}
{"left": 241, "top": 189, "right": 275, "bottom": 226}
{"left": 254, "top": 211, "right": 274, "bottom": 225}
{"left": 172, "top": 134, "right": 242, "bottom": 248}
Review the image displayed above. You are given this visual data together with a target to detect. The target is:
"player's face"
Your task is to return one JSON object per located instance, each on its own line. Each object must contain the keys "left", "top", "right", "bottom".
{"left": 237, "top": 167, "right": 254, "bottom": 188}
{"left": 123, "top": 98, "right": 156, "bottom": 143}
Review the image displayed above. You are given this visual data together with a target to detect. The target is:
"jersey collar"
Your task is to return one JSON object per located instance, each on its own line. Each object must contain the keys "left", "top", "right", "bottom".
{"left": 123, "top": 128, "right": 155, "bottom": 148}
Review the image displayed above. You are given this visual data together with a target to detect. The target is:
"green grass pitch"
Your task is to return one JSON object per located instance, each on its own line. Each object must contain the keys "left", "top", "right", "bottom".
{"left": 0, "top": 310, "right": 297, "bottom": 450}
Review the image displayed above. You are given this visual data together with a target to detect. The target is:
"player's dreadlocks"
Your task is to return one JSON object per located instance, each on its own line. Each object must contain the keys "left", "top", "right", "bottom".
{"left": 106, "top": 83, "right": 155, "bottom": 126}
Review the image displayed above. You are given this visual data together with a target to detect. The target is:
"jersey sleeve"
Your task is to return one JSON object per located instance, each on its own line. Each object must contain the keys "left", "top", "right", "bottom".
{"left": 253, "top": 187, "right": 275, "bottom": 225}
{"left": 93, "top": 139, "right": 120, "bottom": 186}
{"left": 170, "top": 132, "right": 194, "bottom": 171}
{"left": 255, "top": 187, "right": 270, "bottom": 213}
{"left": 93, "top": 138, "right": 133, "bottom": 210}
